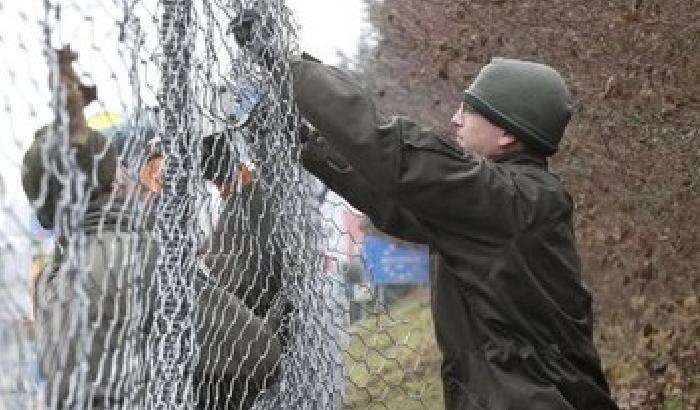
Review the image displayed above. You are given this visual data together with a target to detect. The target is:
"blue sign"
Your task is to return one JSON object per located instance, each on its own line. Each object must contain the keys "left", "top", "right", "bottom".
{"left": 361, "top": 235, "right": 429, "bottom": 284}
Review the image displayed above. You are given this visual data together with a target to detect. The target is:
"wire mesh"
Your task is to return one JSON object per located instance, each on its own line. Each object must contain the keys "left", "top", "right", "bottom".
{"left": 0, "top": 1, "right": 437, "bottom": 409}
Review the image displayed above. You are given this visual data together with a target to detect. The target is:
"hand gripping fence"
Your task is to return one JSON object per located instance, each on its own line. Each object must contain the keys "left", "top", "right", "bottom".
{"left": 0, "top": 1, "right": 439, "bottom": 409}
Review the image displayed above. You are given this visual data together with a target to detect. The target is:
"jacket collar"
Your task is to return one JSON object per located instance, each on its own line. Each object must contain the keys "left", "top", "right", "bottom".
{"left": 491, "top": 150, "right": 548, "bottom": 169}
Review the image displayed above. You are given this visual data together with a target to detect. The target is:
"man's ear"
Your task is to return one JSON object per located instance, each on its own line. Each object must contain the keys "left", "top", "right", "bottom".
{"left": 497, "top": 132, "right": 520, "bottom": 149}
{"left": 140, "top": 157, "right": 162, "bottom": 193}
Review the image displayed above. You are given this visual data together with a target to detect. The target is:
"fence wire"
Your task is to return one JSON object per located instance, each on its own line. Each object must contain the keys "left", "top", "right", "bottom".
{"left": 0, "top": 1, "right": 436, "bottom": 409}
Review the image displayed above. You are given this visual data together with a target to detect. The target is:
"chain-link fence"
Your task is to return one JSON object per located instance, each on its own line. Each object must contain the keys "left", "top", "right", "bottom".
{"left": 0, "top": 1, "right": 437, "bottom": 409}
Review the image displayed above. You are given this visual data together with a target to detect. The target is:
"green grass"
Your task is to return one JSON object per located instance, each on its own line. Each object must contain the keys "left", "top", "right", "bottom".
{"left": 658, "top": 398, "right": 683, "bottom": 410}
{"left": 343, "top": 294, "right": 444, "bottom": 410}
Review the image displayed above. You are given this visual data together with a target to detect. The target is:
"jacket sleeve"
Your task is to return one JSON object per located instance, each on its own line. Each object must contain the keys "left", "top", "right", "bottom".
{"left": 292, "top": 60, "right": 517, "bottom": 242}
{"left": 301, "top": 132, "right": 427, "bottom": 245}
{"left": 22, "top": 127, "right": 58, "bottom": 229}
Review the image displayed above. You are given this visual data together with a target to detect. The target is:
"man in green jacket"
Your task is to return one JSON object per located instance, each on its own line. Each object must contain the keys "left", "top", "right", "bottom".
{"left": 290, "top": 57, "right": 620, "bottom": 409}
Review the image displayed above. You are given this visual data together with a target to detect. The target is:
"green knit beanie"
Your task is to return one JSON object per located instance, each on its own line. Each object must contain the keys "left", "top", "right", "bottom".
{"left": 463, "top": 57, "right": 573, "bottom": 156}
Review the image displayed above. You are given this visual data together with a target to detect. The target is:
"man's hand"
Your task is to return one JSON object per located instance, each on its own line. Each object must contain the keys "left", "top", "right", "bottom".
{"left": 298, "top": 119, "right": 318, "bottom": 144}
{"left": 57, "top": 45, "right": 97, "bottom": 106}
{"left": 227, "top": 9, "right": 276, "bottom": 70}
{"left": 228, "top": 9, "right": 258, "bottom": 48}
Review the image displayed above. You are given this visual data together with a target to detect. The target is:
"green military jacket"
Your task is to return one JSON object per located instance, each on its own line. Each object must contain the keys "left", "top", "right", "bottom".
{"left": 293, "top": 59, "right": 619, "bottom": 410}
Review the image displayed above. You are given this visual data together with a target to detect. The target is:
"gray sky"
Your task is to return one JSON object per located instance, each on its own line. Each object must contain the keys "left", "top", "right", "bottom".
{"left": 287, "top": 0, "right": 371, "bottom": 64}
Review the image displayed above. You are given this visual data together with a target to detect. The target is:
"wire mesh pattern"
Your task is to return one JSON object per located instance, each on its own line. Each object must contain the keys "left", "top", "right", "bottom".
{"left": 0, "top": 1, "right": 436, "bottom": 409}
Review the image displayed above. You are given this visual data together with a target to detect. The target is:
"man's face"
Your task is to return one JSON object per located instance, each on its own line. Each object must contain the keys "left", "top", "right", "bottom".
{"left": 141, "top": 155, "right": 239, "bottom": 198}
{"left": 450, "top": 103, "right": 519, "bottom": 157}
